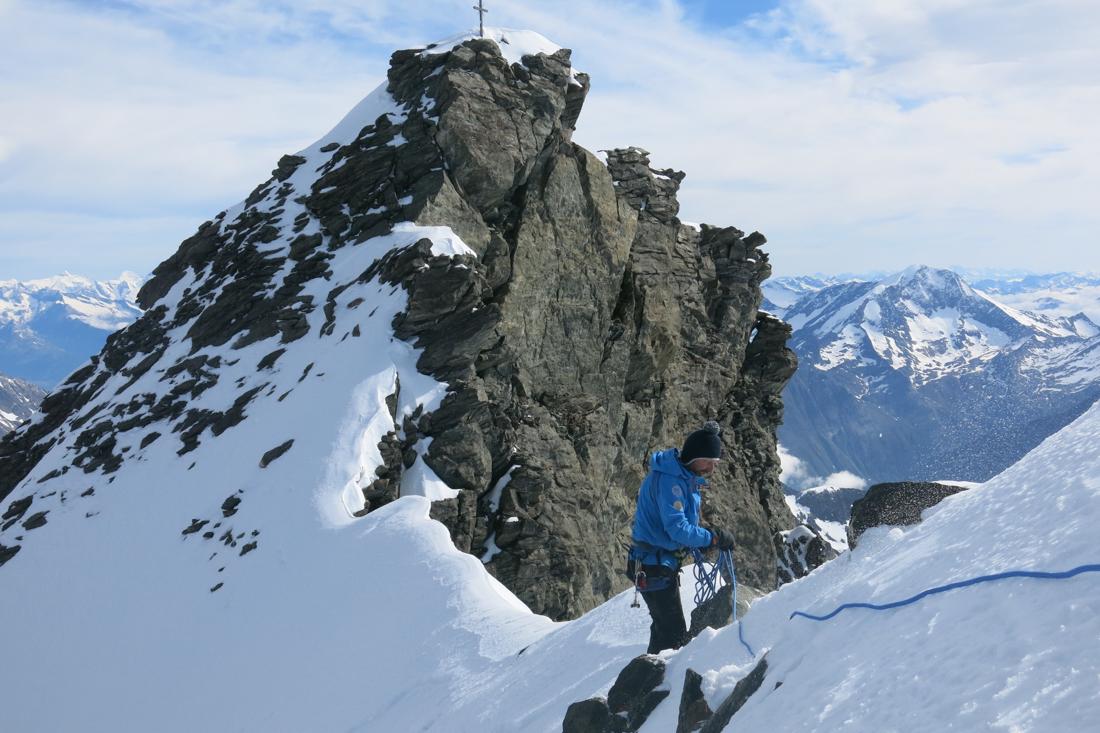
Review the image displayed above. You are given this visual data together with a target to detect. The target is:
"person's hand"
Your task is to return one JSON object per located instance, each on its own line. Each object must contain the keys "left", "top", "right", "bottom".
{"left": 711, "top": 527, "right": 735, "bottom": 550}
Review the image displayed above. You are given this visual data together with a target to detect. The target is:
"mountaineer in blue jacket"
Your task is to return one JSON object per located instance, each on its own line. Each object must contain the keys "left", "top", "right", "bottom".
{"left": 630, "top": 421, "right": 736, "bottom": 654}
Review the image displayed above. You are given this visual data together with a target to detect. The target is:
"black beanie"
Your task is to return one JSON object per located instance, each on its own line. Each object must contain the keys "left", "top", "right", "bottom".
{"left": 681, "top": 421, "right": 723, "bottom": 463}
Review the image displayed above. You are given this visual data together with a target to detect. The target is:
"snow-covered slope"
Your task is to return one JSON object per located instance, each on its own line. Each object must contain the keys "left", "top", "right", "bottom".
{"left": 0, "top": 272, "right": 143, "bottom": 387}
{"left": 632, "top": 395, "right": 1100, "bottom": 732}
{"left": 10, "top": 311, "right": 1084, "bottom": 731}
{"left": 780, "top": 266, "right": 1100, "bottom": 483}
{"left": 6, "top": 328, "right": 1098, "bottom": 732}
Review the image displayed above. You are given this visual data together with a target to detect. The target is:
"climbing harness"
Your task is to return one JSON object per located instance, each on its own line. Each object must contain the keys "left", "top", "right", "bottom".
{"left": 690, "top": 547, "right": 756, "bottom": 658}
{"left": 627, "top": 541, "right": 682, "bottom": 598}
{"left": 789, "top": 562, "right": 1100, "bottom": 623}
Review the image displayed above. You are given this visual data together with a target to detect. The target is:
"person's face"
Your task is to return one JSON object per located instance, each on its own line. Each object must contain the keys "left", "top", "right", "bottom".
{"left": 689, "top": 458, "right": 719, "bottom": 476}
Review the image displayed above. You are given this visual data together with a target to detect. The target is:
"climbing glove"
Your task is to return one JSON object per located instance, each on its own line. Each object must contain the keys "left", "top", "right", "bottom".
{"left": 711, "top": 527, "right": 736, "bottom": 550}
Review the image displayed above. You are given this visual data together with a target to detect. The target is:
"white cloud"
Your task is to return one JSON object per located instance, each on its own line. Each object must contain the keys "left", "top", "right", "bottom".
{"left": 2, "top": 0, "right": 1099, "bottom": 279}
{"left": 493, "top": 0, "right": 1100, "bottom": 274}
{"left": 820, "top": 470, "right": 868, "bottom": 490}
{"left": 778, "top": 443, "right": 818, "bottom": 489}
{"left": 778, "top": 444, "right": 868, "bottom": 491}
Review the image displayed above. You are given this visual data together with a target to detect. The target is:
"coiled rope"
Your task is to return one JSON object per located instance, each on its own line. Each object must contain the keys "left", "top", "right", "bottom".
{"left": 691, "top": 547, "right": 756, "bottom": 658}
{"left": 789, "top": 562, "right": 1100, "bottom": 623}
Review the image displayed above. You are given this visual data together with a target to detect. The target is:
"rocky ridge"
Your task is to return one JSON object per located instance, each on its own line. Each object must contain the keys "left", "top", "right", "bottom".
{"left": 0, "top": 30, "right": 799, "bottom": 618}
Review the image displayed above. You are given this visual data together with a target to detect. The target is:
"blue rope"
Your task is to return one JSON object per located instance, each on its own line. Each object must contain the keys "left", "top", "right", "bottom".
{"left": 690, "top": 547, "right": 726, "bottom": 606}
{"left": 737, "top": 617, "right": 755, "bottom": 658}
{"left": 790, "top": 563, "right": 1100, "bottom": 623}
{"left": 690, "top": 547, "right": 756, "bottom": 658}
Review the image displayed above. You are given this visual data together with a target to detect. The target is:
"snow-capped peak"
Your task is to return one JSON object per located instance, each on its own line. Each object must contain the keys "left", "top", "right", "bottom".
{"left": 423, "top": 27, "right": 566, "bottom": 66}
{"left": 785, "top": 265, "right": 1099, "bottom": 386}
{"left": 871, "top": 265, "right": 972, "bottom": 301}
{"left": 421, "top": 27, "right": 584, "bottom": 85}
{"left": 0, "top": 272, "right": 144, "bottom": 332}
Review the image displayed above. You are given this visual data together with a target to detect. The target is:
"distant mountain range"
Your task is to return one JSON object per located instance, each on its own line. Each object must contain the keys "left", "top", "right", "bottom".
{"left": 5, "top": 267, "right": 1098, "bottom": 485}
{"left": 761, "top": 275, "right": 845, "bottom": 314}
{"left": 0, "top": 273, "right": 143, "bottom": 388}
{"left": 967, "top": 272, "right": 1100, "bottom": 325}
{"left": 775, "top": 266, "right": 1100, "bottom": 485}
{"left": 0, "top": 373, "right": 45, "bottom": 433}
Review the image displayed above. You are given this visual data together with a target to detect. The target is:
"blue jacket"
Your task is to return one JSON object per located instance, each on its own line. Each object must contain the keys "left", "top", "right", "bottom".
{"left": 631, "top": 449, "right": 713, "bottom": 568}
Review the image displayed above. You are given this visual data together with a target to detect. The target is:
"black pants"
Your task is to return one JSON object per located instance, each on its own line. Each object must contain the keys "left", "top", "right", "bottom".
{"left": 640, "top": 566, "right": 686, "bottom": 654}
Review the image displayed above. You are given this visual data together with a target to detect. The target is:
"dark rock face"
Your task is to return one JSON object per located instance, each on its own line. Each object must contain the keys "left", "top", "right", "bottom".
{"left": 606, "top": 655, "right": 669, "bottom": 731}
{"left": 561, "top": 655, "right": 669, "bottom": 733}
{"left": 562, "top": 697, "right": 623, "bottom": 733}
{"left": 2, "top": 494, "right": 33, "bottom": 530}
{"left": 676, "top": 669, "right": 713, "bottom": 733}
{"left": 689, "top": 584, "right": 735, "bottom": 640}
{"left": 699, "top": 655, "right": 768, "bottom": 733}
{"left": 0, "top": 542, "right": 20, "bottom": 567}
{"left": 365, "top": 40, "right": 798, "bottom": 618}
{"left": 259, "top": 439, "right": 294, "bottom": 468}
{"left": 848, "top": 481, "right": 969, "bottom": 547}
{"left": 0, "top": 38, "right": 798, "bottom": 620}
{"left": 22, "top": 510, "right": 48, "bottom": 530}
{"left": 776, "top": 525, "right": 839, "bottom": 583}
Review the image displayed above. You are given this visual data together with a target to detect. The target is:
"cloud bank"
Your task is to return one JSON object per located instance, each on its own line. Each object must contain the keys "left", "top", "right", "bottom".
{"left": 2, "top": 0, "right": 1097, "bottom": 279}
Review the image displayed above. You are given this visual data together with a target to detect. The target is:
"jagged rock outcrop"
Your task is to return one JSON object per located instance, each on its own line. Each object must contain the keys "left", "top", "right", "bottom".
{"left": 562, "top": 697, "right": 625, "bottom": 733}
{"left": 676, "top": 669, "right": 713, "bottom": 733}
{"left": 848, "top": 481, "right": 969, "bottom": 547}
{"left": 0, "top": 35, "right": 797, "bottom": 620}
{"left": 606, "top": 655, "right": 669, "bottom": 730}
{"left": 698, "top": 655, "right": 769, "bottom": 733}
{"left": 562, "top": 654, "right": 670, "bottom": 733}
{"left": 776, "top": 524, "right": 838, "bottom": 583}
{"left": 382, "top": 39, "right": 800, "bottom": 617}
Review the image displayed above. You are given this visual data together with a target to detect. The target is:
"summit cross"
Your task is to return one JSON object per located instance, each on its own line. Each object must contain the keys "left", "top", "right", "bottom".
{"left": 473, "top": 1, "right": 488, "bottom": 38}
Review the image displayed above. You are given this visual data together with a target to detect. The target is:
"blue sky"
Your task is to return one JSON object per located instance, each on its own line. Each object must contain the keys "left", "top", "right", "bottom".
{"left": 681, "top": 0, "right": 779, "bottom": 27}
{"left": 2, "top": 0, "right": 1098, "bottom": 281}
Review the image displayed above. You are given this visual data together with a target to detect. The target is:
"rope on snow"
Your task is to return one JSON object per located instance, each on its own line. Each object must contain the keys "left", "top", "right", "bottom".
{"left": 789, "top": 563, "right": 1100, "bottom": 623}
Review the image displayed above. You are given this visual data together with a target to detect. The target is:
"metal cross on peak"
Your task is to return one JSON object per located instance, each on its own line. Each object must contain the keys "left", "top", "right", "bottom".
{"left": 473, "top": 1, "right": 488, "bottom": 38}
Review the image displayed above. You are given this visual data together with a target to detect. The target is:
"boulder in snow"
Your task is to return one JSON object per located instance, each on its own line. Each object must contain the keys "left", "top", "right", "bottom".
{"left": 847, "top": 481, "right": 968, "bottom": 547}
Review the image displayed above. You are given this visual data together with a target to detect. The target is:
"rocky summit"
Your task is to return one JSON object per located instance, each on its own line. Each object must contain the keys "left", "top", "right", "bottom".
{"left": 0, "top": 31, "right": 798, "bottom": 618}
